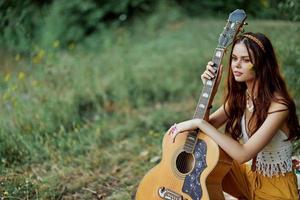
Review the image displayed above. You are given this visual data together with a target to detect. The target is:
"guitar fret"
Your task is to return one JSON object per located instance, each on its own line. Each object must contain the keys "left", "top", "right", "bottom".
{"left": 185, "top": 144, "right": 193, "bottom": 149}
{"left": 187, "top": 140, "right": 194, "bottom": 144}
{"left": 185, "top": 143, "right": 193, "bottom": 148}
{"left": 185, "top": 145, "right": 193, "bottom": 150}
{"left": 186, "top": 141, "right": 195, "bottom": 146}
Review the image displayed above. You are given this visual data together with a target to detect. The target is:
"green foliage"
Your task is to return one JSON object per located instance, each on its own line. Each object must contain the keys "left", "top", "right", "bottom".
{"left": 0, "top": 0, "right": 299, "bottom": 53}
{"left": 0, "top": 0, "right": 41, "bottom": 52}
{"left": 0, "top": 177, "right": 38, "bottom": 199}
{"left": 0, "top": 0, "right": 158, "bottom": 52}
{"left": 278, "top": 0, "right": 300, "bottom": 21}
{"left": 0, "top": 128, "right": 30, "bottom": 165}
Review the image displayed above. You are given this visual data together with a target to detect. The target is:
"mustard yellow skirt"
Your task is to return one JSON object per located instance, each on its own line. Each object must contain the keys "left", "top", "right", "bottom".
{"left": 222, "top": 161, "right": 299, "bottom": 200}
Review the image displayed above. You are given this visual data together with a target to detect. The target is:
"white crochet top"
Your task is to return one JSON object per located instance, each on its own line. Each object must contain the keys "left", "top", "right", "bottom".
{"left": 241, "top": 114, "right": 293, "bottom": 177}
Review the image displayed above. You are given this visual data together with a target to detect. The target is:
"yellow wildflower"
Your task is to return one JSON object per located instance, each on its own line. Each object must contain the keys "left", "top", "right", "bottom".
{"left": 12, "top": 85, "right": 17, "bottom": 91}
{"left": 18, "top": 72, "right": 25, "bottom": 80}
{"left": 33, "top": 49, "right": 45, "bottom": 64}
{"left": 53, "top": 40, "right": 60, "bottom": 48}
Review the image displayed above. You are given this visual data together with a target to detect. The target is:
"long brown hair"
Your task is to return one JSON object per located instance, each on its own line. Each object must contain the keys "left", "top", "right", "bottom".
{"left": 224, "top": 32, "right": 300, "bottom": 141}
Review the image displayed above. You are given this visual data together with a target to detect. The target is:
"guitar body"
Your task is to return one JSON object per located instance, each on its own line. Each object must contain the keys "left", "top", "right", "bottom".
{"left": 136, "top": 130, "right": 232, "bottom": 200}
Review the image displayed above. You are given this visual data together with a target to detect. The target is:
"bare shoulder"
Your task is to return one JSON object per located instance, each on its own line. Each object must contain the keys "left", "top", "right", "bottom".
{"left": 268, "top": 93, "right": 289, "bottom": 114}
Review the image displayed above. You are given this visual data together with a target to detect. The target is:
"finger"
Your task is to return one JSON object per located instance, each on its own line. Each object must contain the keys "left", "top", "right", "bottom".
{"left": 170, "top": 123, "right": 182, "bottom": 142}
{"left": 207, "top": 65, "right": 217, "bottom": 74}
{"left": 171, "top": 132, "right": 178, "bottom": 143}
{"left": 203, "top": 73, "right": 212, "bottom": 80}
{"left": 208, "top": 61, "right": 214, "bottom": 66}
{"left": 168, "top": 124, "right": 176, "bottom": 135}
{"left": 205, "top": 70, "right": 215, "bottom": 79}
{"left": 173, "top": 135, "right": 176, "bottom": 143}
{"left": 172, "top": 131, "right": 180, "bottom": 143}
{"left": 201, "top": 74, "right": 212, "bottom": 83}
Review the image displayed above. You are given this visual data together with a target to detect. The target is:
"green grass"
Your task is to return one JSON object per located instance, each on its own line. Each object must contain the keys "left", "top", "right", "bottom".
{"left": 0, "top": 11, "right": 300, "bottom": 199}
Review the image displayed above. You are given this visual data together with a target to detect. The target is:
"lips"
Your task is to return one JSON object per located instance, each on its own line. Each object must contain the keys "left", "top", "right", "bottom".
{"left": 233, "top": 71, "right": 243, "bottom": 76}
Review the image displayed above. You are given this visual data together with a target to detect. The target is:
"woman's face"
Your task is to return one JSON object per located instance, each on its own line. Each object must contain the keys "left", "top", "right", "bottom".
{"left": 231, "top": 42, "right": 256, "bottom": 83}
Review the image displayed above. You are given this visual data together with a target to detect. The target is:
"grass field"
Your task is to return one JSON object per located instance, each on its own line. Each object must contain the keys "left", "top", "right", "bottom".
{"left": 0, "top": 11, "right": 300, "bottom": 199}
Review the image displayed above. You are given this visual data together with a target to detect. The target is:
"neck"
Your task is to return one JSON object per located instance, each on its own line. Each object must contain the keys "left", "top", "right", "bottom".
{"left": 246, "top": 80, "right": 258, "bottom": 98}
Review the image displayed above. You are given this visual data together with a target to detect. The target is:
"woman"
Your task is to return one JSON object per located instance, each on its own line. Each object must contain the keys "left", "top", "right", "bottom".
{"left": 169, "top": 32, "right": 300, "bottom": 199}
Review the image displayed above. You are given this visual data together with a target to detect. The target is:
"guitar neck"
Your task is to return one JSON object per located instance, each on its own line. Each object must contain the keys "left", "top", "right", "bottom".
{"left": 184, "top": 9, "right": 246, "bottom": 153}
{"left": 183, "top": 47, "right": 226, "bottom": 153}
{"left": 193, "top": 47, "right": 226, "bottom": 120}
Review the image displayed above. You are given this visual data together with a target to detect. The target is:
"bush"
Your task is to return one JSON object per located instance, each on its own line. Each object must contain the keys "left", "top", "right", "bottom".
{"left": 0, "top": 0, "right": 158, "bottom": 52}
{"left": 1, "top": 0, "right": 299, "bottom": 53}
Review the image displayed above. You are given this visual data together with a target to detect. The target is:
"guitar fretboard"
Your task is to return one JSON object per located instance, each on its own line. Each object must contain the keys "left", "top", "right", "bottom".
{"left": 183, "top": 47, "right": 225, "bottom": 153}
{"left": 193, "top": 47, "right": 225, "bottom": 119}
{"left": 183, "top": 131, "right": 198, "bottom": 153}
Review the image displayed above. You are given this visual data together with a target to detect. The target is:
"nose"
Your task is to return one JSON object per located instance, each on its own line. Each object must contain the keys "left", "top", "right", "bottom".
{"left": 233, "top": 59, "right": 242, "bottom": 68}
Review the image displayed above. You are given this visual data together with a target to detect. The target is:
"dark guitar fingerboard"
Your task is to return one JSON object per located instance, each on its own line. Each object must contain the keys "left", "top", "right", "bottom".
{"left": 183, "top": 47, "right": 225, "bottom": 153}
{"left": 193, "top": 47, "right": 225, "bottom": 120}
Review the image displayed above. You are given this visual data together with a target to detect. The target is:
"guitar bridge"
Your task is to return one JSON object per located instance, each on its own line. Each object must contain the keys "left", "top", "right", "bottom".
{"left": 158, "top": 187, "right": 187, "bottom": 200}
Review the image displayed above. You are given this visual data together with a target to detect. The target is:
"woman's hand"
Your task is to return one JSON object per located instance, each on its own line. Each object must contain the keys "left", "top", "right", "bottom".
{"left": 200, "top": 61, "right": 223, "bottom": 99}
{"left": 168, "top": 119, "right": 203, "bottom": 143}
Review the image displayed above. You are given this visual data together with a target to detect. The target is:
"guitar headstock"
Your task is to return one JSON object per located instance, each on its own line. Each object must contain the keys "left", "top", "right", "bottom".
{"left": 218, "top": 9, "right": 247, "bottom": 48}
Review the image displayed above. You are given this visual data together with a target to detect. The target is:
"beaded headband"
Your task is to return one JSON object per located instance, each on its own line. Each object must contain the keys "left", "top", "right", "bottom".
{"left": 243, "top": 34, "right": 266, "bottom": 52}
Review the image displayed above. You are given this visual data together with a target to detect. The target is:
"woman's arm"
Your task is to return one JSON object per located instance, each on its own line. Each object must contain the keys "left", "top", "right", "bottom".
{"left": 170, "top": 101, "right": 289, "bottom": 164}
{"left": 208, "top": 103, "right": 229, "bottom": 129}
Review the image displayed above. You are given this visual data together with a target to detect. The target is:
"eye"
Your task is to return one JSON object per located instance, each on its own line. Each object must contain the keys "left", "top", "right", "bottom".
{"left": 231, "top": 57, "right": 238, "bottom": 61}
{"left": 244, "top": 58, "right": 250, "bottom": 63}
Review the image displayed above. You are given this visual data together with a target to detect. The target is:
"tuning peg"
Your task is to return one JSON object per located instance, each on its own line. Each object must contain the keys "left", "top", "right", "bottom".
{"left": 243, "top": 22, "right": 248, "bottom": 26}
{"left": 240, "top": 28, "right": 245, "bottom": 33}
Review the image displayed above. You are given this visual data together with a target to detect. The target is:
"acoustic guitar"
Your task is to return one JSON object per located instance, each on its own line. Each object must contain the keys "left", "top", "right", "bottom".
{"left": 136, "top": 9, "right": 247, "bottom": 200}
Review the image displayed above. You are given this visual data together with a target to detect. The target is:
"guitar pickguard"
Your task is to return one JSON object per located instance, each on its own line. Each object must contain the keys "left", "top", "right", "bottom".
{"left": 182, "top": 139, "right": 207, "bottom": 200}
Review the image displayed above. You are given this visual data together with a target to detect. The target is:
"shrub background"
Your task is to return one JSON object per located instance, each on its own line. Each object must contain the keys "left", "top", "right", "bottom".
{"left": 1, "top": 0, "right": 299, "bottom": 52}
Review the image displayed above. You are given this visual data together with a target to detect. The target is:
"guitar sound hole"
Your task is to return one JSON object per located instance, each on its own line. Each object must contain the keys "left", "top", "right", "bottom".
{"left": 176, "top": 151, "right": 195, "bottom": 174}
